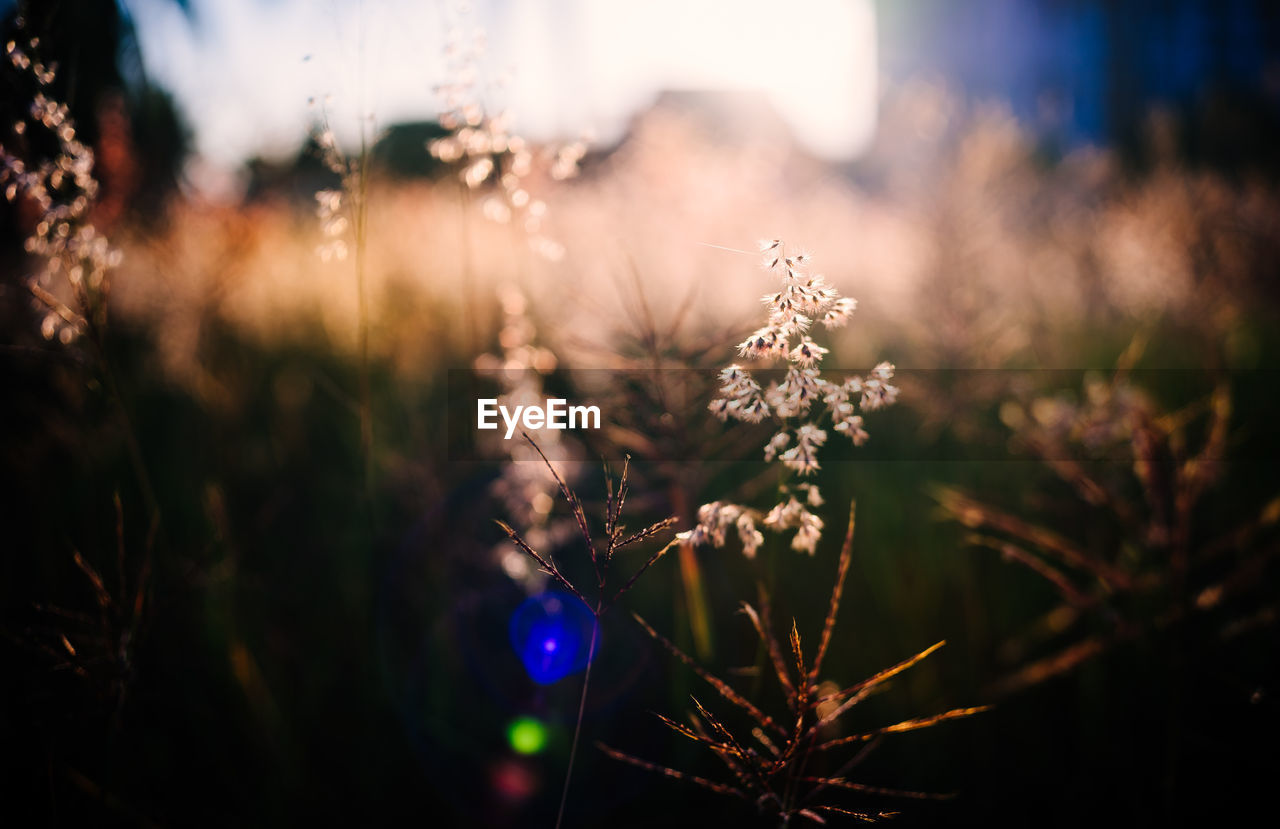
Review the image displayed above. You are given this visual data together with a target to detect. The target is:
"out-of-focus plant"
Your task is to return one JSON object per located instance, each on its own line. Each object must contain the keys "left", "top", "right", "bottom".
{"left": 936, "top": 346, "right": 1279, "bottom": 696}
{"left": 426, "top": 5, "right": 585, "bottom": 262}
{"left": 474, "top": 283, "right": 581, "bottom": 594}
{"left": 1, "top": 21, "right": 154, "bottom": 722}
{"left": 2, "top": 32, "right": 121, "bottom": 346}
{"left": 309, "top": 105, "right": 378, "bottom": 511}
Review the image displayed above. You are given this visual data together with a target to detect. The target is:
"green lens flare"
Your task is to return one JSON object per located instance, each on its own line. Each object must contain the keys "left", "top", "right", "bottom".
{"left": 507, "top": 716, "right": 548, "bottom": 755}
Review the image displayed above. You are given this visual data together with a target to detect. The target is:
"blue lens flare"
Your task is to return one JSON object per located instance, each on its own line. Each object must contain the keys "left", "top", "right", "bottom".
{"left": 509, "top": 591, "right": 596, "bottom": 685}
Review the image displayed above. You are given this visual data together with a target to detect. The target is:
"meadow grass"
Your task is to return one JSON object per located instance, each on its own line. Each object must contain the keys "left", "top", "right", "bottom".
{"left": 2, "top": 27, "right": 1278, "bottom": 826}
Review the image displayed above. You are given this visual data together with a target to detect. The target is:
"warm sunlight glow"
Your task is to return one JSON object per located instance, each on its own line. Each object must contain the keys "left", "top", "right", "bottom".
{"left": 124, "top": 0, "right": 876, "bottom": 168}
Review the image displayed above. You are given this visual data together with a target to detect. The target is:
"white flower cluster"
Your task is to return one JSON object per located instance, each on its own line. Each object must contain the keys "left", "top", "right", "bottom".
{"left": 709, "top": 365, "right": 769, "bottom": 422}
{"left": 685, "top": 502, "right": 765, "bottom": 559}
{"left": 308, "top": 112, "right": 361, "bottom": 264}
{"left": 762, "top": 484, "right": 826, "bottom": 556}
{"left": 314, "top": 188, "right": 348, "bottom": 262}
{"left": 682, "top": 481, "right": 830, "bottom": 557}
{"left": 693, "top": 240, "right": 899, "bottom": 556}
{"left": 711, "top": 240, "right": 897, "bottom": 471}
{"left": 474, "top": 285, "right": 570, "bottom": 592}
{"left": 426, "top": 9, "right": 584, "bottom": 262}
{"left": 2, "top": 33, "right": 120, "bottom": 344}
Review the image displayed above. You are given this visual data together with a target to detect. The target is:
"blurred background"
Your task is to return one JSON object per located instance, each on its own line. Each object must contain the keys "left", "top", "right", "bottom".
{"left": 2, "top": 0, "right": 1279, "bottom": 826}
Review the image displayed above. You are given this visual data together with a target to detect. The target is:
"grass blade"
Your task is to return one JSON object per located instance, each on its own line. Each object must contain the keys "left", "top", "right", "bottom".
{"left": 814, "top": 706, "right": 992, "bottom": 752}
{"left": 633, "top": 612, "right": 784, "bottom": 736}
{"left": 811, "top": 500, "right": 855, "bottom": 683}
{"left": 597, "top": 742, "right": 745, "bottom": 799}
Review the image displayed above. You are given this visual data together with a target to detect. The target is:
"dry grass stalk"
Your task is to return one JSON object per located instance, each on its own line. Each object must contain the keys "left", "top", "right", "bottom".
{"left": 5, "top": 493, "right": 156, "bottom": 727}
{"left": 496, "top": 433, "right": 678, "bottom": 829}
{"left": 601, "top": 502, "right": 989, "bottom": 824}
{"left": 937, "top": 359, "right": 1279, "bottom": 696}
{"left": 1, "top": 25, "right": 164, "bottom": 698}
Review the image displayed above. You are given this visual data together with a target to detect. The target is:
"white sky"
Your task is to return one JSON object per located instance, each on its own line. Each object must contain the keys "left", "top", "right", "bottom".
{"left": 124, "top": 0, "right": 877, "bottom": 168}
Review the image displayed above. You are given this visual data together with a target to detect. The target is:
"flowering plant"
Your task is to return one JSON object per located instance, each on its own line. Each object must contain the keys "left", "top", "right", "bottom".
{"left": 689, "top": 240, "right": 898, "bottom": 555}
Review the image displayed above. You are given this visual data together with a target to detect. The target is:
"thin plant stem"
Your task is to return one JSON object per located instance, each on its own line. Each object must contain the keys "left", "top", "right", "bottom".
{"left": 355, "top": 144, "right": 374, "bottom": 525}
{"left": 556, "top": 613, "right": 600, "bottom": 829}
{"left": 457, "top": 179, "right": 478, "bottom": 355}
{"left": 498, "top": 438, "right": 676, "bottom": 824}
{"left": 354, "top": 4, "right": 376, "bottom": 530}
{"left": 85, "top": 311, "right": 161, "bottom": 544}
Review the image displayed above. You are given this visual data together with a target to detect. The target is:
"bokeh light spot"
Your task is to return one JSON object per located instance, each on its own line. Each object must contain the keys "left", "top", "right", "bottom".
{"left": 509, "top": 590, "right": 596, "bottom": 684}
{"left": 507, "top": 716, "right": 548, "bottom": 755}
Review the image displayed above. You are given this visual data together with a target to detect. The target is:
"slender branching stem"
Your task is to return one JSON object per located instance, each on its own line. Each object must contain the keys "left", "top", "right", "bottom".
{"left": 556, "top": 611, "right": 600, "bottom": 829}
{"left": 499, "top": 436, "right": 677, "bottom": 826}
